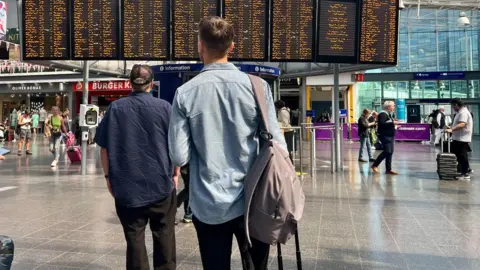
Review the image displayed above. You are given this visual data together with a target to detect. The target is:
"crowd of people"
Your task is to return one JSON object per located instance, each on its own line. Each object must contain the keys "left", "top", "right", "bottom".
{"left": 357, "top": 98, "right": 474, "bottom": 180}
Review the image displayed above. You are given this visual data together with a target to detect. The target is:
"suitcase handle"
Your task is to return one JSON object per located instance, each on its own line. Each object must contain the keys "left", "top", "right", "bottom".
{"left": 441, "top": 131, "right": 451, "bottom": 153}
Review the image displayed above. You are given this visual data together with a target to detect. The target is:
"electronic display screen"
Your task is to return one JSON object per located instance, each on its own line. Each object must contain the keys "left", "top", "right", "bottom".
{"left": 270, "top": 0, "right": 315, "bottom": 62}
{"left": 359, "top": 0, "right": 399, "bottom": 64}
{"left": 223, "top": 0, "right": 268, "bottom": 61}
{"left": 72, "top": 0, "right": 120, "bottom": 59}
{"left": 122, "top": 0, "right": 169, "bottom": 60}
{"left": 317, "top": 0, "right": 358, "bottom": 63}
{"left": 172, "top": 0, "right": 219, "bottom": 60}
{"left": 22, "top": 0, "right": 70, "bottom": 60}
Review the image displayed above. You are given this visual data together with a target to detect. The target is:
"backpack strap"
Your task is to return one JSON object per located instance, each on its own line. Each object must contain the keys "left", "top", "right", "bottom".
{"left": 247, "top": 74, "right": 270, "bottom": 134}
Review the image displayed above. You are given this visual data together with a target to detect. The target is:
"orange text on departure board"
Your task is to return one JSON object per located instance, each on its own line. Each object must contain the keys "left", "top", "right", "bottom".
{"left": 23, "top": 0, "right": 69, "bottom": 59}
{"left": 224, "top": 0, "right": 267, "bottom": 60}
{"left": 123, "top": 0, "right": 168, "bottom": 59}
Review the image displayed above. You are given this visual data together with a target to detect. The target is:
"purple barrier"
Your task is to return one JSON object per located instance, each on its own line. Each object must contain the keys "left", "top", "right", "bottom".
{"left": 314, "top": 123, "right": 430, "bottom": 142}
{"left": 396, "top": 124, "right": 430, "bottom": 141}
{"left": 313, "top": 123, "right": 334, "bottom": 140}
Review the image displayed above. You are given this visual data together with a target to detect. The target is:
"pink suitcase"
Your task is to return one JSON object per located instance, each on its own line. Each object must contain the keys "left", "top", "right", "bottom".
{"left": 67, "top": 147, "right": 82, "bottom": 163}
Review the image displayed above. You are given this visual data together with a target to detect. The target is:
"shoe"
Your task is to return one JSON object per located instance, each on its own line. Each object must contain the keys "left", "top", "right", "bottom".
{"left": 51, "top": 159, "right": 58, "bottom": 167}
{"left": 386, "top": 170, "right": 399, "bottom": 175}
{"left": 12, "top": 139, "right": 16, "bottom": 142}
{"left": 369, "top": 159, "right": 376, "bottom": 162}
{"left": 26, "top": 150, "right": 32, "bottom": 155}
{"left": 358, "top": 159, "right": 368, "bottom": 163}
{"left": 182, "top": 216, "right": 193, "bottom": 223}
{"left": 17, "top": 151, "right": 21, "bottom": 156}
{"left": 371, "top": 166, "right": 380, "bottom": 173}
{"left": 456, "top": 175, "right": 471, "bottom": 180}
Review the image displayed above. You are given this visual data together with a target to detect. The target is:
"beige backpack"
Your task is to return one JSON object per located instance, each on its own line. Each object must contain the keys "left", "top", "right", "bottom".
{"left": 244, "top": 75, "right": 305, "bottom": 246}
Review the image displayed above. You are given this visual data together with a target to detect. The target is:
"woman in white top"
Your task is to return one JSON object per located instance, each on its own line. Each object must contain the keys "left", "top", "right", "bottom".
{"left": 17, "top": 111, "right": 33, "bottom": 156}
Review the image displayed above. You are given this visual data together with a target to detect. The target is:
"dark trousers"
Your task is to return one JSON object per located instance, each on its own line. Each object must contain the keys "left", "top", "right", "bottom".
{"left": 115, "top": 192, "right": 177, "bottom": 270}
{"left": 452, "top": 140, "right": 470, "bottom": 175}
{"left": 284, "top": 131, "right": 294, "bottom": 163}
{"left": 193, "top": 216, "right": 270, "bottom": 270}
{"left": 372, "top": 136, "right": 395, "bottom": 172}
{"left": 177, "top": 169, "right": 192, "bottom": 218}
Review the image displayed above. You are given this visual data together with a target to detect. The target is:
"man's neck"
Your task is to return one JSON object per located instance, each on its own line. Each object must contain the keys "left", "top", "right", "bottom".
{"left": 203, "top": 56, "right": 229, "bottom": 65}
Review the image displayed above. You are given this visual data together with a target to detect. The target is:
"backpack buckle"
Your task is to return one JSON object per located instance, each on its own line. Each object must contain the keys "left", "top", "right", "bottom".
{"left": 259, "top": 131, "right": 273, "bottom": 141}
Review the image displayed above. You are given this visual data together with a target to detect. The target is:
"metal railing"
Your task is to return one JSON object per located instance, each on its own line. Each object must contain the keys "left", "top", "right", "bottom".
{"left": 281, "top": 124, "right": 344, "bottom": 176}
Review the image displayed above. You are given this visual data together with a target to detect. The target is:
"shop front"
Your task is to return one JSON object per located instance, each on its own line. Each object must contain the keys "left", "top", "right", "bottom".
{"left": 0, "top": 82, "right": 70, "bottom": 121}
{"left": 73, "top": 80, "right": 132, "bottom": 112}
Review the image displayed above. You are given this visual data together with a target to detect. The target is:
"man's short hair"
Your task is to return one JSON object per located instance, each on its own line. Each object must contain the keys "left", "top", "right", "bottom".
{"left": 450, "top": 98, "right": 464, "bottom": 107}
{"left": 383, "top": 101, "right": 395, "bottom": 109}
{"left": 363, "top": 108, "right": 370, "bottom": 115}
{"left": 130, "top": 65, "right": 153, "bottom": 91}
{"left": 198, "top": 16, "right": 234, "bottom": 58}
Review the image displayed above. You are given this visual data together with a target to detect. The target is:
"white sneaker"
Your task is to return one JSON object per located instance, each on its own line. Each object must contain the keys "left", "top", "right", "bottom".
{"left": 12, "top": 139, "right": 16, "bottom": 142}
{"left": 51, "top": 159, "right": 58, "bottom": 167}
{"left": 456, "top": 175, "right": 471, "bottom": 181}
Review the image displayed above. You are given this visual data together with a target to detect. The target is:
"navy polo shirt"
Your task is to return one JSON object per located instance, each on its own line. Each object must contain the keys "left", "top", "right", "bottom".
{"left": 95, "top": 91, "right": 174, "bottom": 208}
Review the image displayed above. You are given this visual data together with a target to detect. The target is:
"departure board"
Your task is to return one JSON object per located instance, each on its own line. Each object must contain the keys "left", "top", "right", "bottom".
{"left": 223, "top": 0, "right": 268, "bottom": 61}
{"left": 122, "top": 0, "right": 169, "bottom": 60}
{"left": 271, "top": 0, "right": 315, "bottom": 62}
{"left": 72, "top": 0, "right": 120, "bottom": 59}
{"left": 172, "top": 0, "right": 219, "bottom": 60}
{"left": 317, "top": 0, "right": 358, "bottom": 63}
{"left": 359, "top": 0, "right": 398, "bottom": 64}
{"left": 22, "top": 0, "right": 70, "bottom": 60}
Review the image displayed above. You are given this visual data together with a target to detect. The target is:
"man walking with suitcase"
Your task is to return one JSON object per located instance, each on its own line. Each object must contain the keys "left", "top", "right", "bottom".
{"left": 95, "top": 65, "right": 179, "bottom": 270}
{"left": 446, "top": 98, "right": 473, "bottom": 180}
{"left": 168, "top": 16, "right": 287, "bottom": 270}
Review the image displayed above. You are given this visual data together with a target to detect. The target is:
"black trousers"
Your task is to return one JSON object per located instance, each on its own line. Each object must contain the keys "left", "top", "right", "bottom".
{"left": 372, "top": 136, "right": 395, "bottom": 172}
{"left": 177, "top": 168, "right": 192, "bottom": 217}
{"left": 284, "top": 131, "right": 294, "bottom": 163}
{"left": 115, "top": 192, "right": 177, "bottom": 270}
{"left": 193, "top": 216, "right": 270, "bottom": 270}
{"left": 452, "top": 140, "right": 470, "bottom": 175}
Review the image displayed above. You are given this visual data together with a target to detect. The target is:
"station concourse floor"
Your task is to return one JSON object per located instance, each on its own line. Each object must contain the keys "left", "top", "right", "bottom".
{"left": 1, "top": 137, "right": 480, "bottom": 269}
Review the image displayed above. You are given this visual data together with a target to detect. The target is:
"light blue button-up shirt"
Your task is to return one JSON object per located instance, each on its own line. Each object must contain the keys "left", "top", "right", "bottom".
{"left": 168, "top": 63, "right": 287, "bottom": 225}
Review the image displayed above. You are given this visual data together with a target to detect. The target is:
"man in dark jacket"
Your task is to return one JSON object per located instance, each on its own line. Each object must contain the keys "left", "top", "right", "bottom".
{"left": 371, "top": 101, "right": 398, "bottom": 175}
{"left": 358, "top": 108, "right": 376, "bottom": 162}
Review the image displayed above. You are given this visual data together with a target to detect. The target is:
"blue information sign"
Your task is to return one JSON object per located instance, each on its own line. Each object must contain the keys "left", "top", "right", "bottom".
{"left": 339, "top": 109, "right": 347, "bottom": 118}
{"left": 414, "top": 72, "right": 465, "bottom": 80}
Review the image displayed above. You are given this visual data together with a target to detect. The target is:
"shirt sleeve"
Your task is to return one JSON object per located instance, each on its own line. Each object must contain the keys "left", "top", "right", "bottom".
{"left": 263, "top": 81, "right": 288, "bottom": 152}
{"left": 168, "top": 92, "right": 191, "bottom": 167}
{"left": 95, "top": 105, "right": 111, "bottom": 149}
{"left": 457, "top": 111, "right": 469, "bottom": 124}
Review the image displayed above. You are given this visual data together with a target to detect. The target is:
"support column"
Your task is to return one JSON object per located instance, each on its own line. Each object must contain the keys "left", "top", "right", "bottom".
{"left": 81, "top": 61, "right": 89, "bottom": 176}
{"left": 334, "top": 64, "right": 341, "bottom": 172}
{"left": 300, "top": 81, "right": 307, "bottom": 139}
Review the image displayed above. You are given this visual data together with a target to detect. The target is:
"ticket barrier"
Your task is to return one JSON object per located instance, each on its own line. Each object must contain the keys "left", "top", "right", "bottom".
{"left": 281, "top": 125, "right": 344, "bottom": 177}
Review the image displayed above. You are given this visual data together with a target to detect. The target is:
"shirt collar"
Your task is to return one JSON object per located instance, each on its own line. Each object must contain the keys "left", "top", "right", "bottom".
{"left": 130, "top": 91, "right": 150, "bottom": 96}
{"left": 201, "top": 63, "right": 238, "bottom": 72}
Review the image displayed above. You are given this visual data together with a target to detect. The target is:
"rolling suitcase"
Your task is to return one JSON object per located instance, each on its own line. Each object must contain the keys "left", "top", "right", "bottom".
{"left": 437, "top": 133, "right": 458, "bottom": 180}
{"left": 67, "top": 146, "right": 82, "bottom": 163}
{"left": 0, "top": 235, "right": 14, "bottom": 270}
{"left": 277, "top": 226, "right": 302, "bottom": 270}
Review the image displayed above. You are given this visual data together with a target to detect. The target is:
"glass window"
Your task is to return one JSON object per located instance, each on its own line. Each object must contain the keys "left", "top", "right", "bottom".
{"left": 450, "top": 81, "right": 468, "bottom": 99}
{"left": 356, "top": 82, "right": 382, "bottom": 119}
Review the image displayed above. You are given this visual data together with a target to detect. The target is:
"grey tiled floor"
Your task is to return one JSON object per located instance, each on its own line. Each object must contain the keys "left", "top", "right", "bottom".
{"left": 1, "top": 136, "right": 480, "bottom": 269}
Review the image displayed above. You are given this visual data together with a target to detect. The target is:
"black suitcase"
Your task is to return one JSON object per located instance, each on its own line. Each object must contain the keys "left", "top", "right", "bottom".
{"left": 437, "top": 133, "right": 458, "bottom": 180}
{"left": 277, "top": 226, "right": 302, "bottom": 270}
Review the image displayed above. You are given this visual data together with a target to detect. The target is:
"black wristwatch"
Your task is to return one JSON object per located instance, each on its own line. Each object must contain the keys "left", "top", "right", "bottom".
{"left": 104, "top": 175, "right": 109, "bottom": 179}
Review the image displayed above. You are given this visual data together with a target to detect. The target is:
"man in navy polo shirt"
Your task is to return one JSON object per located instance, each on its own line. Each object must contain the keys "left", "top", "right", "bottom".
{"left": 96, "top": 65, "right": 179, "bottom": 270}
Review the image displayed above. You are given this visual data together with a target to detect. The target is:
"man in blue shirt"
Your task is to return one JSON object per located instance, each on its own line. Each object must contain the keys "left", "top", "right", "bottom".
{"left": 96, "top": 65, "right": 179, "bottom": 270}
{"left": 169, "top": 16, "right": 286, "bottom": 270}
